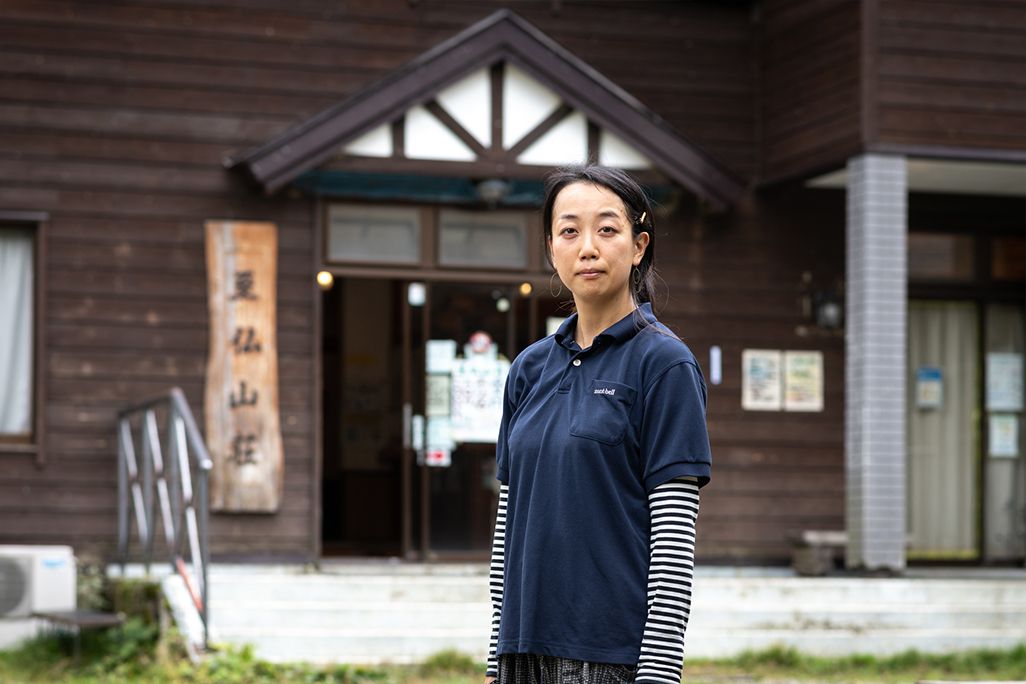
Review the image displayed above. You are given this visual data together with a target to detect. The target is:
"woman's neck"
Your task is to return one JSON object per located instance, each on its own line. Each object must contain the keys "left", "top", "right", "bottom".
{"left": 573, "top": 292, "right": 636, "bottom": 349}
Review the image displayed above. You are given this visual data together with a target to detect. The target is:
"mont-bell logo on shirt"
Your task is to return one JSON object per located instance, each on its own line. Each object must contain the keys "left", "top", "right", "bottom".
{"left": 593, "top": 387, "right": 616, "bottom": 396}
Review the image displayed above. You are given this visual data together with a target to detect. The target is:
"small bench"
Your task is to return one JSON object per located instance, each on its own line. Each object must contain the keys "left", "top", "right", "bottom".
{"left": 33, "top": 610, "right": 125, "bottom": 664}
{"left": 788, "top": 530, "right": 847, "bottom": 576}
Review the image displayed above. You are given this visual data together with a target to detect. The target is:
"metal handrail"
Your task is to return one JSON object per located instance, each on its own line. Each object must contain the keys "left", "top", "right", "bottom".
{"left": 117, "top": 387, "right": 212, "bottom": 649}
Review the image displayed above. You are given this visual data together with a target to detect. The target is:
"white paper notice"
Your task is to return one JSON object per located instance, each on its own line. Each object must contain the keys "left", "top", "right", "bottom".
{"left": 989, "top": 414, "right": 1019, "bottom": 458}
{"left": 425, "top": 374, "right": 451, "bottom": 417}
{"left": 426, "top": 416, "right": 454, "bottom": 451}
{"left": 450, "top": 356, "right": 511, "bottom": 442}
{"left": 784, "top": 351, "right": 824, "bottom": 412}
{"left": 986, "top": 353, "right": 1023, "bottom": 411}
{"left": 742, "top": 349, "right": 782, "bottom": 411}
{"left": 426, "top": 339, "right": 458, "bottom": 374}
{"left": 915, "top": 367, "right": 944, "bottom": 410}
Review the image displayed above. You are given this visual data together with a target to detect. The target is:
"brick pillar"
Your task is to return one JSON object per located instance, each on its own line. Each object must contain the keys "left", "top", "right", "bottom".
{"left": 845, "top": 153, "right": 907, "bottom": 572}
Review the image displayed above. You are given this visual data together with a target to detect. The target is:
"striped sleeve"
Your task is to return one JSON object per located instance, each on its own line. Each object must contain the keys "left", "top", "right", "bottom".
{"left": 635, "top": 476, "right": 700, "bottom": 684}
{"left": 485, "top": 482, "right": 509, "bottom": 677}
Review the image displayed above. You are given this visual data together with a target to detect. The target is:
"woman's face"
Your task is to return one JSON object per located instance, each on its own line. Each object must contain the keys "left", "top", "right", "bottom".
{"left": 548, "top": 182, "right": 649, "bottom": 307}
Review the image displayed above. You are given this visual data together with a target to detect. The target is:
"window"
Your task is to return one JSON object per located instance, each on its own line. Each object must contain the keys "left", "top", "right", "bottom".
{"left": 908, "top": 233, "right": 974, "bottom": 281}
{"left": 326, "top": 205, "right": 422, "bottom": 265}
{"left": 324, "top": 203, "right": 537, "bottom": 272}
{"left": 992, "top": 236, "right": 1025, "bottom": 282}
{"left": 0, "top": 225, "right": 35, "bottom": 441}
{"left": 438, "top": 209, "right": 527, "bottom": 268}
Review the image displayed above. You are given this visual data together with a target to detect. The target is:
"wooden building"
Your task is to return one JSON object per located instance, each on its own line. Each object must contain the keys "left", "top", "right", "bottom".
{"left": 0, "top": 0, "right": 1023, "bottom": 569}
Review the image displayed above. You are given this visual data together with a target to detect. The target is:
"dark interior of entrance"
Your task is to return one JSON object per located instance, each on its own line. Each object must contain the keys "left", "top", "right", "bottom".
{"left": 321, "top": 277, "right": 565, "bottom": 558}
{"left": 321, "top": 278, "right": 404, "bottom": 556}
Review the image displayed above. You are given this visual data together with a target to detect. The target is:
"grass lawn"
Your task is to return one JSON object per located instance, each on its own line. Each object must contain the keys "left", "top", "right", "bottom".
{"left": 1, "top": 621, "right": 1025, "bottom": 684}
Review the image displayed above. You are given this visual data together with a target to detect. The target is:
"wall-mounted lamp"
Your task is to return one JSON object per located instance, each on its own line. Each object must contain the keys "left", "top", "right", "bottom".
{"left": 811, "top": 290, "right": 844, "bottom": 330}
{"left": 316, "top": 270, "right": 334, "bottom": 290}
{"left": 476, "top": 178, "right": 510, "bottom": 206}
{"left": 800, "top": 271, "right": 844, "bottom": 332}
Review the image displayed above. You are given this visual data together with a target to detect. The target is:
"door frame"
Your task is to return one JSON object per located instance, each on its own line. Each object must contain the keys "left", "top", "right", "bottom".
{"left": 312, "top": 198, "right": 554, "bottom": 561}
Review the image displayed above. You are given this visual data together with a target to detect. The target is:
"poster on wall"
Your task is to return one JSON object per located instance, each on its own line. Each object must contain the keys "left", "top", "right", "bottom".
{"left": 988, "top": 414, "right": 1019, "bottom": 458}
{"left": 450, "top": 354, "right": 510, "bottom": 442}
{"left": 426, "top": 374, "right": 451, "bottom": 417}
{"left": 742, "top": 349, "right": 782, "bottom": 411}
{"left": 986, "top": 353, "right": 1023, "bottom": 412}
{"left": 426, "top": 339, "right": 457, "bottom": 374}
{"left": 915, "top": 367, "right": 944, "bottom": 410}
{"left": 784, "top": 351, "right": 824, "bottom": 412}
{"left": 204, "top": 221, "right": 284, "bottom": 512}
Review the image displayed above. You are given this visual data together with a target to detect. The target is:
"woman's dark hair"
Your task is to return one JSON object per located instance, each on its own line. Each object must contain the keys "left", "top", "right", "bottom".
{"left": 542, "top": 164, "right": 657, "bottom": 308}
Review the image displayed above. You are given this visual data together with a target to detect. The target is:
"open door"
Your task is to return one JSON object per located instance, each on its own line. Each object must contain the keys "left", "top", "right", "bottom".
{"left": 322, "top": 276, "right": 565, "bottom": 559}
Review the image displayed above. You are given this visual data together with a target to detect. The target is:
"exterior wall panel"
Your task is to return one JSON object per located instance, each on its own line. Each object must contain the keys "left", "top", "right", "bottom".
{"left": 657, "top": 188, "right": 846, "bottom": 562}
{"left": 760, "top": 0, "right": 863, "bottom": 182}
{"left": 874, "top": 0, "right": 1026, "bottom": 153}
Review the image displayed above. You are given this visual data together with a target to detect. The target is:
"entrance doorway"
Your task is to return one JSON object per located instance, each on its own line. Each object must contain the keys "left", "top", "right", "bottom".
{"left": 321, "top": 276, "right": 565, "bottom": 559}
{"left": 907, "top": 300, "right": 1026, "bottom": 562}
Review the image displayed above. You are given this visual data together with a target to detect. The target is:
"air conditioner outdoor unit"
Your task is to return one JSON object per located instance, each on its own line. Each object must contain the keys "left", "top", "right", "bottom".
{"left": 0, "top": 546, "right": 76, "bottom": 618}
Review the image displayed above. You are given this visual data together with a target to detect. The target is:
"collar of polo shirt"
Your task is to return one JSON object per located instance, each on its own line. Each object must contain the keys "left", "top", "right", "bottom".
{"left": 553, "top": 302, "right": 658, "bottom": 351}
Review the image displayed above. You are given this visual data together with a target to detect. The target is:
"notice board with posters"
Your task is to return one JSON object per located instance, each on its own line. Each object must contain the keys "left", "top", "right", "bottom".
{"left": 204, "top": 221, "right": 284, "bottom": 512}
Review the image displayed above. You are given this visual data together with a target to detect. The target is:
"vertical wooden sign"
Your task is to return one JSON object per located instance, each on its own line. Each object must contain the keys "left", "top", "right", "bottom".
{"left": 204, "top": 221, "right": 284, "bottom": 512}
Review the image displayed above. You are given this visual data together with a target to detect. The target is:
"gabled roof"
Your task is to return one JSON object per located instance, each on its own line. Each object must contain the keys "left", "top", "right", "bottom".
{"left": 227, "top": 10, "right": 744, "bottom": 210}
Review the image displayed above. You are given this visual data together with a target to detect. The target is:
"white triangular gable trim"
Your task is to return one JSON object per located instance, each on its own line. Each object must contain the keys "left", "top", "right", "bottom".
{"left": 404, "top": 105, "right": 476, "bottom": 161}
{"left": 436, "top": 68, "right": 492, "bottom": 148}
{"left": 517, "top": 111, "right": 588, "bottom": 166}
{"left": 343, "top": 123, "right": 392, "bottom": 158}
{"left": 503, "top": 63, "right": 562, "bottom": 150}
{"left": 599, "top": 129, "right": 651, "bottom": 170}
{"left": 338, "top": 61, "right": 653, "bottom": 169}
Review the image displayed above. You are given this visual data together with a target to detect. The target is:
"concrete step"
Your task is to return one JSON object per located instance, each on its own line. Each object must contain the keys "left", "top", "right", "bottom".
{"left": 692, "top": 577, "right": 1026, "bottom": 605}
{"left": 209, "top": 599, "right": 1026, "bottom": 632}
{"left": 167, "top": 564, "right": 1026, "bottom": 665}
{"left": 209, "top": 575, "right": 489, "bottom": 604}
{"left": 209, "top": 601, "right": 489, "bottom": 631}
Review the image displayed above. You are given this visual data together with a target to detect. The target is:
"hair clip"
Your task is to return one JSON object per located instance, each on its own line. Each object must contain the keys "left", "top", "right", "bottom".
{"left": 638, "top": 211, "right": 647, "bottom": 225}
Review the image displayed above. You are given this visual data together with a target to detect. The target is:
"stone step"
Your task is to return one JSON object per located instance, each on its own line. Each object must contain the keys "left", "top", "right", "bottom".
{"left": 209, "top": 599, "right": 1026, "bottom": 632}
{"left": 208, "top": 577, "right": 1026, "bottom": 608}
{"left": 209, "top": 601, "right": 490, "bottom": 631}
{"left": 691, "top": 578, "right": 1026, "bottom": 605}
{"left": 209, "top": 575, "right": 490, "bottom": 603}
{"left": 158, "top": 564, "right": 1026, "bottom": 665}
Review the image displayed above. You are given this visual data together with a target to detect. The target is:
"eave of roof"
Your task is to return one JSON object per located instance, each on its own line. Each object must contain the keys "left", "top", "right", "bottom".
{"left": 227, "top": 9, "right": 745, "bottom": 211}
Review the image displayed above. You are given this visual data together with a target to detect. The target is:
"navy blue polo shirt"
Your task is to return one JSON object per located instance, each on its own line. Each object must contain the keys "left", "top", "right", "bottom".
{"left": 495, "top": 302, "right": 712, "bottom": 665}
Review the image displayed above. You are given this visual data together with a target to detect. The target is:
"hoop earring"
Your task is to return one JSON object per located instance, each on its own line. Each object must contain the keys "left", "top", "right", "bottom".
{"left": 549, "top": 272, "right": 564, "bottom": 298}
{"left": 632, "top": 266, "right": 642, "bottom": 289}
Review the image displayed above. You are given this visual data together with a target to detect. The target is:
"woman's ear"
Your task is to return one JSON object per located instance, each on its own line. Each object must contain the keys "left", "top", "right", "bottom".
{"left": 633, "top": 231, "right": 650, "bottom": 265}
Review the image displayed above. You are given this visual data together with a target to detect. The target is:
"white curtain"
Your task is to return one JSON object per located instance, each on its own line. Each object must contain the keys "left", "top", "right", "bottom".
{"left": 0, "top": 227, "right": 34, "bottom": 435}
{"left": 907, "top": 300, "right": 978, "bottom": 558}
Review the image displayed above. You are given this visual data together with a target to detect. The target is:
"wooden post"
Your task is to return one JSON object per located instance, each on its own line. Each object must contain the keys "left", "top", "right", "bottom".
{"left": 204, "top": 221, "right": 284, "bottom": 512}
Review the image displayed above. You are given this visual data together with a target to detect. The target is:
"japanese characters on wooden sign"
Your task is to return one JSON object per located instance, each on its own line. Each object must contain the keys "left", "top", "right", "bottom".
{"left": 204, "top": 221, "right": 284, "bottom": 512}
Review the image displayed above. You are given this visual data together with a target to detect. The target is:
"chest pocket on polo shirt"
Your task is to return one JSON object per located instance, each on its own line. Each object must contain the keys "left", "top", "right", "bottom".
{"left": 570, "top": 379, "right": 637, "bottom": 445}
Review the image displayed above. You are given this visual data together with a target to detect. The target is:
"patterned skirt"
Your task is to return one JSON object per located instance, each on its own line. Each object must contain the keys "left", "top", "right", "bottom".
{"left": 497, "top": 653, "right": 636, "bottom": 684}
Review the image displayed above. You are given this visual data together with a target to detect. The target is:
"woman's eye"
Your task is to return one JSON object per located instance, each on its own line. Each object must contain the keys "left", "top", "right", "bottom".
{"left": 560, "top": 227, "right": 577, "bottom": 236}
{"left": 600, "top": 225, "right": 617, "bottom": 233}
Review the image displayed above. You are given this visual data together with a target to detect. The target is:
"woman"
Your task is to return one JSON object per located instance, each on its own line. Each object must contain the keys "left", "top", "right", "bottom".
{"left": 484, "top": 164, "right": 712, "bottom": 684}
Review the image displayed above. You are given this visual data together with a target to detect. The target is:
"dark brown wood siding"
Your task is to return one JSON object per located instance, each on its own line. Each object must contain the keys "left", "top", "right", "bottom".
{"left": 873, "top": 0, "right": 1026, "bottom": 153}
{"left": 658, "top": 187, "right": 847, "bottom": 561}
{"left": 759, "top": 0, "right": 863, "bottom": 183}
{"left": 0, "top": 1, "right": 756, "bottom": 560}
